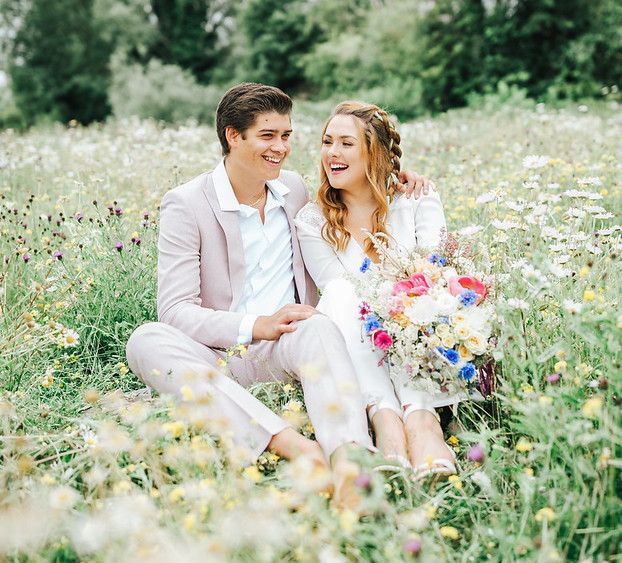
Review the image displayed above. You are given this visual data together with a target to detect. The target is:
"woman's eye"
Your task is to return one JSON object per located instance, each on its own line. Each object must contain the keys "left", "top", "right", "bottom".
{"left": 322, "top": 140, "right": 331, "bottom": 145}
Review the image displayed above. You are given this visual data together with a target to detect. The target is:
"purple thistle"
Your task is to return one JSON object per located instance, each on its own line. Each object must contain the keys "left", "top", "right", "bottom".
{"left": 114, "top": 207, "right": 123, "bottom": 216}
{"left": 403, "top": 538, "right": 422, "bottom": 556}
{"left": 23, "top": 253, "right": 31, "bottom": 263}
{"left": 53, "top": 251, "right": 63, "bottom": 260}
{"left": 467, "top": 443, "right": 486, "bottom": 463}
{"left": 115, "top": 242, "right": 124, "bottom": 252}
{"left": 354, "top": 473, "right": 372, "bottom": 490}
{"left": 546, "top": 373, "right": 561, "bottom": 384}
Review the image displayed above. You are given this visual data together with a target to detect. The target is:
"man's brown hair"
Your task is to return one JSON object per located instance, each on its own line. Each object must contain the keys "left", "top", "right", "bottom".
{"left": 216, "top": 83, "right": 293, "bottom": 156}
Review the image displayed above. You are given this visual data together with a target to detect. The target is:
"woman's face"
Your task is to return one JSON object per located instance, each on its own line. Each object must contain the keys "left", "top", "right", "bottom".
{"left": 321, "top": 114, "right": 368, "bottom": 193}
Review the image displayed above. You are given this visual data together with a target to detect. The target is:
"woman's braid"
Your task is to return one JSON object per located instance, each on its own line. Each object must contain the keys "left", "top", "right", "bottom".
{"left": 373, "top": 110, "right": 402, "bottom": 190}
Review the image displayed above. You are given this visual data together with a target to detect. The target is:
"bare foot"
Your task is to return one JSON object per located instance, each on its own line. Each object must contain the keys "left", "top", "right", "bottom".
{"left": 268, "top": 427, "right": 328, "bottom": 469}
{"left": 331, "top": 459, "right": 362, "bottom": 511}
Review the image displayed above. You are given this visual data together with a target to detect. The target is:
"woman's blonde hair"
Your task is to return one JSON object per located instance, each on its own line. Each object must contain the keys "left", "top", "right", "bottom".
{"left": 317, "top": 101, "right": 402, "bottom": 255}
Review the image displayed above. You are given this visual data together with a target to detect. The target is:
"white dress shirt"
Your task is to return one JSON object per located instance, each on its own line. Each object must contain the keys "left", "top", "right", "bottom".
{"left": 212, "top": 160, "right": 296, "bottom": 344}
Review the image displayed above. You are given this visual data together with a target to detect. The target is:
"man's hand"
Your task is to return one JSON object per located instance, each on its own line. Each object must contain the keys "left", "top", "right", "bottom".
{"left": 253, "top": 304, "right": 319, "bottom": 341}
{"left": 396, "top": 170, "right": 436, "bottom": 199}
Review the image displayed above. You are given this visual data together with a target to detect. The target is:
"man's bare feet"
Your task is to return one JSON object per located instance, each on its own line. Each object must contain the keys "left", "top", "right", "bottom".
{"left": 268, "top": 427, "right": 328, "bottom": 469}
{"left": 330, "top": 444, "right": 364, "bottom": 511}
{"left": 404, "top": 409, "right": 455, "bottom": 471}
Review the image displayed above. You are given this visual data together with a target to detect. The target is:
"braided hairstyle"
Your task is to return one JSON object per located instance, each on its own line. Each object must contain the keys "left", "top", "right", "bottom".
{"left": 317, "top": 101, "right": 402, "bottom": 255}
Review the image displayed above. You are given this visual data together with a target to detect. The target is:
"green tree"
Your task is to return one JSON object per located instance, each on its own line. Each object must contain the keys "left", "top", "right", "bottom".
{"left": 10, "top": 0, "right": 113, "bottom": 124}
{"left": 238, "top": 0, "right": 320, "bottom": 91}
{"left": 148, "top": 0, "right": 234, "bottom": 84}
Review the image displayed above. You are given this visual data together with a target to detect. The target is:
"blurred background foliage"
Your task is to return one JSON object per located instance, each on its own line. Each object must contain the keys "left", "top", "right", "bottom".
{"left": 0, "top": 0, "right": 621, "bottom": 128}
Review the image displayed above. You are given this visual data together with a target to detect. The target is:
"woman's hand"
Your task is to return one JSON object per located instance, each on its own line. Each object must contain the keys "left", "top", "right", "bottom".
{"left": 396, "top": 170, "right": 436, "bottom": 199}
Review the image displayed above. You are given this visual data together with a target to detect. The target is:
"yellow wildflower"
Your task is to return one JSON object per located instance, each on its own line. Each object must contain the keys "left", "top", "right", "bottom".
{"left": 583, "top": 289, "right": 595, "bottom": 302}
{"left": 447, "top": 435, "right": 460, "bottom": 447}
{"left": 183, "top": 514, "right": 196, "bottom": 531}
{"left": 524, "top": 467, "right": 534, "bottom": 477}
{"left": 180, "top": 385, "right": 195, "bottom": 401}
{"left": 521, "top": 383, "right": 535, "bottom": 394}
{"left": 448, "top": 475, "right": 463, "bottom": 490}
{"left": 168, "top": 487, "right": 186, "bottom": 503}
{"left": 425, "top": 504, "right": 437, "bottom": 520}
{"left": 243, "top": 465, "right": 262, "bottom": 482}
{"left": 538, "top": 395, "right": 553, "bottom": 406}
{"left": 554, "top": 361, "right": 567, "bottom": 372}
{"left": 535, "top": 507, "right": 556, "bottom": 522}
{"left": 162, "top": 421, "right": 185, "bottom": 438}
{"left": 216, "top": 358, "right": 227, "bottom": 368}
{"left": 581, "top": 396, "right": 603, "bottom": 418}
{"left": 578, "top": 266, "right": 590, "bottom": 277}
{"left": 339, "top": 509, "right": 359, "bottom": 533}
{"left": 515, "top": 437, "right": 533, "bottom": 453}
{"left": 440, "top": 526, "right": 460, "bottom": 540}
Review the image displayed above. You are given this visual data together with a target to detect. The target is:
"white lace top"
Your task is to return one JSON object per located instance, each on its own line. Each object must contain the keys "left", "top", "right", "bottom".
{"left": 294, "top": 191, "right": 447, "bottom": 291}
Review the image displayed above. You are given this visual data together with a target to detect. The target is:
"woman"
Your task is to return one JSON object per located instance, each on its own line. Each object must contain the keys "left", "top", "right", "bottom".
{"left": 295, "top": 102, "right": 463, "bottom": 479}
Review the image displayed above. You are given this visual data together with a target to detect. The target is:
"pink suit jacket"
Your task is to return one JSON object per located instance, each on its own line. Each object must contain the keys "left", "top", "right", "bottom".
{"left": 156, "top": 168, "right": 318, "bottom": 349}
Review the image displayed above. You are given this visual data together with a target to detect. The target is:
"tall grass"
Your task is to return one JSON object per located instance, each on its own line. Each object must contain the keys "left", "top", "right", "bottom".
{"left": 0, "top": 101, "right": 620, "bottom": 561}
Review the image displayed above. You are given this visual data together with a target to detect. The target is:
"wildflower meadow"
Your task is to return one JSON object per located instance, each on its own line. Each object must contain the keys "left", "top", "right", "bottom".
{"left": 0, "top": 99, "right": 620, "bottom": 561}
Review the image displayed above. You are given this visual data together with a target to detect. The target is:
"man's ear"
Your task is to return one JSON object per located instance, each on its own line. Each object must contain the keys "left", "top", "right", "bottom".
{"left": 225, "top": 126, "right": 241, "bottom": 150}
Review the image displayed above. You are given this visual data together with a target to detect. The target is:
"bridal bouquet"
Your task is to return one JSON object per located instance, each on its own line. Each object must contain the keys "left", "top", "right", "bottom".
{"left": 352, "top": 234, "right": 497, "bottom": 396}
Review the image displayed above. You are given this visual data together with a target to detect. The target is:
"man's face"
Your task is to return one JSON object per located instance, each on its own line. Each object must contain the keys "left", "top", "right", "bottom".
{"left": 227, "top": 111, "right": 292, "bottom": 181}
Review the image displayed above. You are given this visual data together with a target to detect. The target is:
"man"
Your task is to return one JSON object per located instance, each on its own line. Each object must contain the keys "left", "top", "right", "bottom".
{"left": 126, "top": 83, "right": 430, "bottom": 506}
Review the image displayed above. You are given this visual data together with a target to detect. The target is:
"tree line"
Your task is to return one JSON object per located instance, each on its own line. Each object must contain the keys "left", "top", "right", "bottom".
{"left": 1, "top": 0, "right": 621, "bottom": 127}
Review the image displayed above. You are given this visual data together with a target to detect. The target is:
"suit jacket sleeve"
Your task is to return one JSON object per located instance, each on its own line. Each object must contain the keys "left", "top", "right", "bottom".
{"left": 157, "top": 189, "right": 245, "bottom": 348}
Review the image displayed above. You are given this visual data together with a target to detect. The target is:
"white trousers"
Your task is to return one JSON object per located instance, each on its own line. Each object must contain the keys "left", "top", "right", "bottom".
{"left": 126, "top": 314, "right": 373, "bottom": 460}
{"left": 317, "top": 278, "right": 465, "bottom": 422}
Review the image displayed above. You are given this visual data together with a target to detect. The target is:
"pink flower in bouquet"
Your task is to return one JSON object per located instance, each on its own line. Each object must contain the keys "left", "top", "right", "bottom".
{"left": 372, "top": 330, "right": 393, "bottom": 350}
{"left": 448, "top": 276, "right": 487, "bottom": 304}
{"left": 358, "top": 301, "right": 371, "bottom": 319}
{"left": 392, "top": 273, "right": 432, "bottom": 297}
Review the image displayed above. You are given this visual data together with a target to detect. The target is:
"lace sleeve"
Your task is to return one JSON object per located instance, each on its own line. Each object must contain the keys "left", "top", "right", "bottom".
{"left": 294, "top": 202, "right": 325, "bottom": 232}
{"left": 294, "top": 202, "right": 347, "bottom": 291}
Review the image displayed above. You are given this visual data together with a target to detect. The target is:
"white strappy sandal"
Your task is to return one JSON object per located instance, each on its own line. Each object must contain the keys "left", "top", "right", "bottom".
{"left": 411, "top": 456, "right": 457, "bottom": 483}
{"left": 402, "top": 405, "right": 458, "bottom": 483}
{"left": 373, "top": 453, "right": 413, "bottom": 473}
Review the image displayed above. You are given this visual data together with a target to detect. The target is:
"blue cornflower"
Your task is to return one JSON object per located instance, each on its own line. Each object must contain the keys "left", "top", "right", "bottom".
{"left": 444, "top": 348, "right": 460, "bottom": 364}
{"left": 459, "top": 363, "right": 476, "bottom": 381}
{"left": 360, "top": 257, "right": 372, "bottom": 273}
{"left": 428, "top": 253, "right": 447, "bottom": 266}
{"left": 459, "top": 289, "right": 478, "bottom": 306}
{"left": 437, "top": 347, "right": 460, "bottom": 365}
{"left": 363, "top": 314, "right": 382, "bottom": 334}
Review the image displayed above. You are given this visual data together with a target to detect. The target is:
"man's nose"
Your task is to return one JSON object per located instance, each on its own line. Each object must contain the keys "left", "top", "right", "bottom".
{"left": 272, "top": 139, "right": 288, "bottom": 153}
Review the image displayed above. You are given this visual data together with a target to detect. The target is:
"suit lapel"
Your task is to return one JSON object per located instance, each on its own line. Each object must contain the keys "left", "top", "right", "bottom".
{"left": 202, "top": 175, "right": 245, "bottom": 310}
